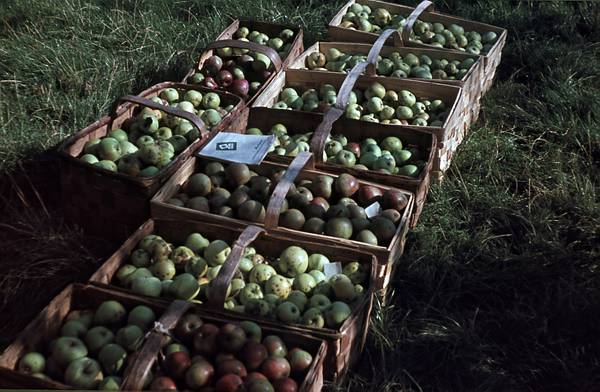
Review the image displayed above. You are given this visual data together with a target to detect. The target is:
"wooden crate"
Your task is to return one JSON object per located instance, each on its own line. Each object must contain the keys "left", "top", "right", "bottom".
{"left": 327, "top": 0, "right": 507, "bottom": 94}
{"left": 0, "top": 284, "right": 170, "bottom": 389}
{"left": 252, "top": 68, "right": 466, "bottom": 176}
{"left": 90, "top": 219, "right": 376, "bottom": 381}
{"left": 241, "top": 107, "right": 435, "bottom": 227}
{"left": 150, "top": 153, "right": 414, "bottom": 294}
{"left": 289, "top": 40, "right": 484, "bottom": 125}
{"left": 57, "top": 81, "right": 245, "bottom": 243}
{"left": 183, "top": 19, "right": 304, "bottom": 105}
{"left": 121, "top": 300, "right": 327, "bottom": 391}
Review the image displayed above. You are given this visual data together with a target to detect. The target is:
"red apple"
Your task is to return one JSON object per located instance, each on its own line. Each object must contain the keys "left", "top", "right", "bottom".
{"left": 345, "top": 142, "right": 361, "bottom": 158}
{"left": 245, "top": 372, "right": 268, "bottom": 384}
{"left": 358, "top": 185, "right": 383, "bottom": 206}
{"left": 260, "top": 357, "right": 290, "bottom": 381}
{"left": 382, "top": 189, "right": 409, "bottom": 211}
{"left": 204, "top": 55, "right": 223, "bottom": 76}
{"left": 215, "top": 353, "right": 236, "bottom": 364}
{"left": 215, "top": 374, "right": 244, "bottom": 392}
{"left": 193, "top": 323, "right": 220, "bottom": 357}
{"left": 217, "top": 359, "right": 247, "bottom": 378}
{"left": 310, "top": 197, "right": 330, "bottom": 212}
{"left": 287, "top": 348, "right": 312, "bottom": 375}
{"left": 165, "top": 351, "right": 192, "bottom": 380}
{"left": 216, "top": 70, "right": 234, "bottom": 88}
{"left": 334, "top": 173, "right": 360, "bottom": 197}
{"left": 202, "top": 77, "right": 218, "bottom": 90}
{"left": 218, "top": 323, "right": 247, "bottom": 353}
{"left": 230, "top": 79, "right": 249, "bottom": 98}
{"left": 150, "top": 376, "right": 178, "bottom": 391}
{"left": 185, "top": 360, "right": 215, "bottom": 389}
{"left": 241, "top": 341, "right": 268, "bottom": 371}
{"left": 273, "top": 378, "right": 298, "bottom": 392}
{"left": 174, "top": 313, "right": 203, "bottom": 344}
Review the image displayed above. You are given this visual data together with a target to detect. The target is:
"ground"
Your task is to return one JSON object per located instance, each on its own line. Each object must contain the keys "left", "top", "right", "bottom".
{"left": 1, "top": 0, "right": 599, "bottom": 391}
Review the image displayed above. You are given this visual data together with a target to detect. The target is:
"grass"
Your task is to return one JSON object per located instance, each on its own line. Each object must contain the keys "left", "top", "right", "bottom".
{"left": 1, "top": 0, "right": 599, "bottom": 390}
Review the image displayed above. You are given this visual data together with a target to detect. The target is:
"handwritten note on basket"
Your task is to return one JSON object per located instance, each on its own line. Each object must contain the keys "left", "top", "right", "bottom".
{"left": 197, "top": 132, "right": 276, "bottom": 165}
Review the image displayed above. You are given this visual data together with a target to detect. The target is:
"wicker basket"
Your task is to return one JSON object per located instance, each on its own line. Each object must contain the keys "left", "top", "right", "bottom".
{"left": 251, "top": 67, "right": 465, "bottom": 177}
{"left": 0, "top": 284, "right": 171, "bottom": 389}
{"left": 183, "top": 19, "right": 304, "bottom": 104}
{"left": 57, "top": 82, "right": 245, "bottom": 243}
{"left": 327, "top": 0, "right": 507, "bottom": 95}
{"left": 90, "top": 219, "right": 376, "bottom": 381}
{"left": 243, "top": 107, "right": 435, "bottom": 227}
{"left": 121, "top": 299, "right": 327, "bottom": 391}
{"left": 150, "top": 153, "right": 414, "bottom": 294}
{"left": 289, "top": 38, "right": 484, "bottom": 126}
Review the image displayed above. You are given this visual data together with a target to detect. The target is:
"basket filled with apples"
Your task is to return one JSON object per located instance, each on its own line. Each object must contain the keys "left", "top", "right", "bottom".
{"left": 121, "top": 300, "right": 327, "bottom": 391}
{"left": 89, "top": 219, "right": 376, "bottom": 381}
{"left": 252, "top": 63, "right": 465, "bottom": 178}
{"left": 57, "top": 81, "right": 245, "bottom": 242}
{"left": 184, "top": 19, "right": 304, "bottom": 104}
{"left": 327, "top": 0, "right": 507, "bottom": 94}
{"left": 290, "top": 34, "right": 484, "bottom": 126}
{"left": 0, "top": 283, "right": 173, "bottom": 390}
{"left": 150, "top": 152, "right": 414, "bottom": 294}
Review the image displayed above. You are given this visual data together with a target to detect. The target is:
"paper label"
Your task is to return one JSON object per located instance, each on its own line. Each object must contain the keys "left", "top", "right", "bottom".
{"left": 323, "top": 262, "right": 343, "bottom": 278}
{"left": 364, "top": 201, "right": 382, "bottom": 218}
{"left": 197, "top": 133, "right": 276, "bottom": 165}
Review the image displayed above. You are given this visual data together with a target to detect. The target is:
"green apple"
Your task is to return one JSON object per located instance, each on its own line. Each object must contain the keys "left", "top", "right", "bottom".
{"left": 17, "top": 352, "right": 45, "bottom": 374}
{"left": 85, "top": 326, "right": 115, "bottom": 354}
{"left": 292, "top": 273, "right": 316, "bottom": 294}
{"left": 308, "top": 270, "right": 327, "bottom": 284}
{"left": 81, "top": 154, "right": 99, "bottom": 164}
{"left": 170, "top": 273, "right": 200, "bottom": 300}
{"left": 97, "top": 138, "right": 122, "bottom": 161}
{"left": 94, "top": 301, "right": 126, "bottom": 326}
{"left": 343, "top": 262, "right": 368, "bottom": 284}
{"left": 185, "top": 233, "right": 209, "bottom": 253}
{"left": 309, "top": 294, "right": 331, "bottom": 311}
{"left": 324, "top": 301, "right": 352, "bottom": 328}
{"left": 249, "top": 264, "right": 277, "bottom": 285}
{"left": 301, "top": 307, "right": 325, "bottom": 328}
{"left": 279, "top": 246, "right": 308, "bottom": 277}
{"left": 276, "top": 301, "right": 301, "bottom": 323}
{"left": 204, "top": 240, "right": 231, "bottom": 267}
{"left": 202, "top": 92, "right": 221, "bottom": 109}
{"left": 239, "top": 283, "right": 264, "bottom": 305}
{"left": 172, "top": 246, "right": 195, "bottom": 267}
{"left": 150, "top": 260, "right": 176, "bottom": 281}
{"left": 115, "top": 325, "right": 144, "bottom": 351}
{"left": 265, "top": 275, "right": 292, "bottom": 299}
{"left": 286, "top": 291, "right": 308, "bottom": 312}
{"left": 51, "top": 336, "right": 88, "bottom": 367}
{"left": 61, "top": 320, "right": 88, "bottom": 339}
{"left": 307, "top": 254, "right": 329, "bottom": 271}
{"left": 98, "top": 376, "right": 122, "bottom": 390}
{"left": 159, "top": 88, "right": 179, "bottom": 103}
{"left": 131, "top": 276, "right": 162, "bottom": 297}
{"left": 185, "top": 256, "right": 208, "bottom": 279}
{"left": 65, "top": 357, "right": 103, "bottom": 388}
{"left": 98, "top": 343, "right": 127, "bottom": 375}
{"left": 330, "top": 274, "right": 356, "bottom": 302}
{"left": 130, "top": 249, "right": 151, "bottom": 268}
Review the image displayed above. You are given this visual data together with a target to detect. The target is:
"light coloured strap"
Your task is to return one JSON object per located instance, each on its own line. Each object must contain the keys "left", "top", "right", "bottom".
{"left": 207, "top": 225, "right": 265, "bottom": 308}
{"left": 401, "top": 0, "right": 435, "bottom": 44}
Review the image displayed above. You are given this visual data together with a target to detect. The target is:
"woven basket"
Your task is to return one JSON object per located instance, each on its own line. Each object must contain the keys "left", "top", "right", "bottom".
{"left": 57, "top": 82, "right": 245, "bottom": 243}
{"left": 327, "top": 0, "right": 507, "bottom": 95}
{"left": 252, "top": 67, "right": 465, "bottom": 177}
{"left": 183, "top": 19, "right": 304, "bottom": 104}
{"left": 90, "top": 219, "right": 376, "bottom": 381}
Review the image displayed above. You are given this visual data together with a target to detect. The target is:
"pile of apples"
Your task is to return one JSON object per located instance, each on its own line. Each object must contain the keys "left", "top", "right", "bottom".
{"left": 166, "top": 160, "right": 409, "bottom": 246}
{"left": 16, "top": 301, "right": 157, "bottom": 389}
{"left": 272, "top": 82, "right": 448, "bottom": 126}
{"left": 79, "top": 87, "right": 233, "bottom": 177}
{"left": 148, "top": 317, "right": 313, "bottom": 391}
{"left": 113, "top": 231, "right": 368, "bottom": 329}
{"left": 248, "top": 123, "right": 425, "bottom": 177}
{"left": 306, "top": 47, "right": 476, "bottom": 81}
{"left": 338, "top": 3, "right": 498, "bottom": 55}
{"left": 187, "top": 26, "right": 297, "bottom": 99}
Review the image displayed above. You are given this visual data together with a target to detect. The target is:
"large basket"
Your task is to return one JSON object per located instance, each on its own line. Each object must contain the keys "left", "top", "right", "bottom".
{"left": 57, "top": 82, "right": 245, "bottom": 243}
{"left": 0, "top": 284, "right": 170, "bottom": 389}
{"left": 252, "top": 67, "right": 465, "bottom": 178}
{"left": 289, "top": 39, "right": 484, "bottom": 126}
{"left": 90, "top": 219, "right": 375, "bottom": 381}
{"left": 183, "top": 19, "right": 304, "bottom": 104}
{"left": 121, "top": 300, "right": 327, "bottom": 391}
{"left": 327, "top": 0, "right": 507, "bottom": 94}
{"left": 150, "top": 153, "right": 414, "bottom": 295}
{"left": 244, "top": 107, "right": 435, "bottom": 227}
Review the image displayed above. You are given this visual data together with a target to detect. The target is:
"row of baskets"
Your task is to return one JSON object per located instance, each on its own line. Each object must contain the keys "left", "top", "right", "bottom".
{"left": 0, "top": 0, "right": 506, "bottom": 390}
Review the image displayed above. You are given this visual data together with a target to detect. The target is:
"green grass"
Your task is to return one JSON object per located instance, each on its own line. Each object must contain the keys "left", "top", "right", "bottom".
{"left": 1, "top": 0, "right": 599, "bottom": 390}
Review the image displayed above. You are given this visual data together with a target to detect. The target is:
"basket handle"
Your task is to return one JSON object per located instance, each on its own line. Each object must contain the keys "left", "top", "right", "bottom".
{"left": 206, "top": 225, "right": 265, "bottom": 309}
{"left": 401, "top": 0, "right": 435, "bottom": 45}
{"left": 121, "top": 300, "right": 191, "bottom": 391}
{"left": 116, "top": 94, "right": 209, "bottom": 137}
{"left": 309, "top": 61, "right": 370, "bottom": 163}
{"left": 365, "top": 28, "right": 403, "bottom": 76}
{"left": 206, "top": 39, "right": 283, "bottom": 72}
{"left": 264, "top": 151, "right": 314, "bottom": 230}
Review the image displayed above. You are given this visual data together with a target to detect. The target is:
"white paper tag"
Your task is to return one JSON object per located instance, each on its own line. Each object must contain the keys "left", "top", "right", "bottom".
{"left": 323, "top": 262, "right": 343, "bottom": 278}
{"left": 197, "top": 133, "right": 276, "bottom": 165}
{"left": 364, "top": 201, "right": 382, "bottom": 218}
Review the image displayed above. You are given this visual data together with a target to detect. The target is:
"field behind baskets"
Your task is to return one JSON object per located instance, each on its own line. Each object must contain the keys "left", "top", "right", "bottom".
{"left": 1, "top": 0, "right": 599, "bottom": 390}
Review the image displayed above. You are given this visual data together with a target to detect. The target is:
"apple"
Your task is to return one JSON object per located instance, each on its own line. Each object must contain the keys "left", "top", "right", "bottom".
{"left": 215, "top": 374, "right": 244, "bottom": 392}
{"left": 64, "top": 357, "right": 104, "bottom": 389}
{"left": 357, "top": 185, "right": 383, "bottom": 206}
{"left": 98, "top": 375, "right": 122, "bottom": 390}
{"left": 165, "top": 351, "right": 192, "bottom": 380}
{"left": 93, "top": 300, "right": 127, "bottom": 326}
{"left": 288, "top": 348, "right": 312, "bottom": 374}
{"left": 241, "top": 341, "right": 268, "bottom": 371}
{"left": 127, "top": 305, "right": 156, "bottom": 331}
{"left": 149, "top": 376, "right": 178, "bottom": 391}
{"left": 240, "top": 321, "right": 262, "bottom": 343}
{"left": 261, "top": 357, "right": 290, "bottom": 381}
{"left": 174, "top": 313, "right": 204, "bottom": 344}
{"left": 217, "top": 359, "right": 247, "bottom": 378}
{"left": 60, "top": 320, "right": 88, "bottom": 339}
{"left": 131, "top": 276, "right": 162, "bottom": 297}
{"left": 185, "top": 359, "right": 215, "bottom": 389}
{"left": 219, "top": 323, "right": 247, "bottom": 353}
{"left": 17, "top": 352, "right": 45, "bottom": 374}
{"left": 262, "top": 335, "right": 287, "bottom": 358}
{"left": 85, "top": 326, "right": 115, "bottom": 354}
{"left": 98, "top": 343, "right": 127, "bottom": 375}
{"left": 115, "top": 325, "right": 143, "bottom": 352}
{"left": 193, "top": 323, "right": 220, "bottom": 356}
{"left": 273, "top": 378, "right": 298, "bottom": 392}
{"left": 51, "top": 336, "right": 88, "bottom": 367}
